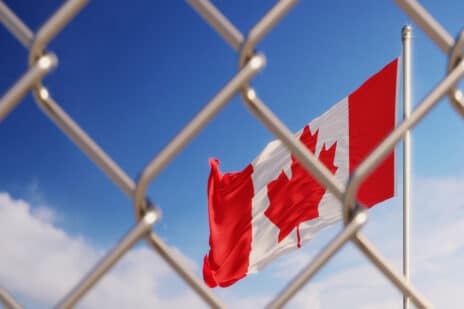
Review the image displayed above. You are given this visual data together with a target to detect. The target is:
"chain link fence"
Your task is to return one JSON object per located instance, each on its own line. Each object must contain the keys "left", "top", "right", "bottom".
{"left": 0, "top": 0, "right": 462, "bottom": 308}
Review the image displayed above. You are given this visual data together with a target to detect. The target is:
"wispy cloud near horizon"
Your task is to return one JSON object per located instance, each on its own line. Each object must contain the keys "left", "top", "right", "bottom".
{"left": 272, "top": 175, "right": 464, "bottom": 308}
{"left": 0, "top": 192, "right": 205, "bottom": 308}
{"left": 1, "top": 173, "right": 463, "bottom": 308}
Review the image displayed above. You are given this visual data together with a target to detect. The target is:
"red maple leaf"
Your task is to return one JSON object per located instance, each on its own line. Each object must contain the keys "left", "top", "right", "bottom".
{"left": 264, "top": 125, "right": 338, "bottom": 248}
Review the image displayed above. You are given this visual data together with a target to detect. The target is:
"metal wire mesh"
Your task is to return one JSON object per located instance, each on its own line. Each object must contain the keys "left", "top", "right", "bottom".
{"left": 0, "top": 0, "right": 462, "bottom": 308}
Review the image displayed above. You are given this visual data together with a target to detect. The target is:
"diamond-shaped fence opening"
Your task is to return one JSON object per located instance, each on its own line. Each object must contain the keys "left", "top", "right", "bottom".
{"left": 1, "top": 0, "right": 463, "bottom": 308}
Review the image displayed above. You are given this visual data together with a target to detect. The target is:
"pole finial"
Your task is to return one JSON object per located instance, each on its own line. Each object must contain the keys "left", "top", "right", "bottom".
{"left": 402, "top": 24, "right": 412, "bottom": 40}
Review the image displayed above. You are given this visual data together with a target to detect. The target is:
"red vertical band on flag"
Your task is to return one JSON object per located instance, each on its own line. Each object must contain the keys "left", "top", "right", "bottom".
{"left": 348, "top": 59, "right": 398, "bottom": 207}
{"left": 203, "top": 159, "right": 254, "bottom": 287}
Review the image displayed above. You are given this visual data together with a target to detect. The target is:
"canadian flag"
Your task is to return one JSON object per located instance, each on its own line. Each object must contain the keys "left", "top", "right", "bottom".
{"left": 203, "top": 59, "right": 399, "bottom": 288}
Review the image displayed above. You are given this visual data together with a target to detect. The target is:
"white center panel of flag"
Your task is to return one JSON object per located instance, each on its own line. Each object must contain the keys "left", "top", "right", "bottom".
{"left": 248, "top": 97, "right": 349, "bottom": 273}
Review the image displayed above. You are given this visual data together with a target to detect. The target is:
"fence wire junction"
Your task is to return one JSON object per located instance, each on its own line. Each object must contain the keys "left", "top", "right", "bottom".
{"left": 1, "top": 0, "right": 463, "bottom": 308}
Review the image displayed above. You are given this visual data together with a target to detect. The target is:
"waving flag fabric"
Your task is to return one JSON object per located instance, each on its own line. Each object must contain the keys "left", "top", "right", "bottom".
{"left": 203, "top": 59, "right": 399, "bottom": 288}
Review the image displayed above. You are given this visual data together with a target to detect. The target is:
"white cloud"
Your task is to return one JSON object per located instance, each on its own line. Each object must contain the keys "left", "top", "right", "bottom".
{"left": 216, "top": 289, "right": 270, "bottom": 309}
{"left": 1, "top": 174, "right": 463, "bottom": 309}
{"left": 31, "top": 205, "right": 58, "bottom": 224}
{"left": 0, "top": 192, "right": 204, "bottom": 308}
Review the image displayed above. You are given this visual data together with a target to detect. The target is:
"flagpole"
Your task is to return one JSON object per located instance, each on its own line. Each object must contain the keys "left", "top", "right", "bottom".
{"left": 401, "top": 24, "right": 412, "bottom": 309}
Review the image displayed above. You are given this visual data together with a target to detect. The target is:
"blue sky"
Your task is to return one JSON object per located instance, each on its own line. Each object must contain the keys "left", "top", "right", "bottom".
{"left": 1, "top": 0, "right": 464, "bottom": 308}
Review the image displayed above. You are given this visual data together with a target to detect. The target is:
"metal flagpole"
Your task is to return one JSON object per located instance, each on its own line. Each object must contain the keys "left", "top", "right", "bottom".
{"left": 401, "top": 24, "right": 412, "bottom": 309}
